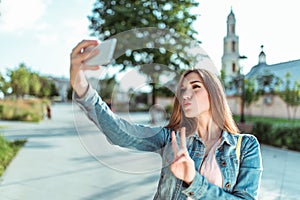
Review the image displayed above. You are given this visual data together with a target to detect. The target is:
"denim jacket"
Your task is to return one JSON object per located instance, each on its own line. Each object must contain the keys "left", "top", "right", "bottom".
{"left": 75, "top": 85, "right": 263, "bottom": 200}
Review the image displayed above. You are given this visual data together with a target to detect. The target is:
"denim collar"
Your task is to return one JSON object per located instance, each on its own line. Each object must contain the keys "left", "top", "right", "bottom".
{"left": 221, "top": 130, "right": 236, "bottom": 146}
{"left": 187, "top": 130, "right": 235, "bottom": 146}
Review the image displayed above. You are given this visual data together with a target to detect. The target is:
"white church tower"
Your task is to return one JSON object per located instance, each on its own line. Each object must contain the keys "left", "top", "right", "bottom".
{"left": 221, "top": 9, "right": 241, "bottom": 79}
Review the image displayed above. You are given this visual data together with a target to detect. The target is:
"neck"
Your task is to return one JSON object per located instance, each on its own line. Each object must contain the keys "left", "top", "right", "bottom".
{"left": 197, "top": 113, "right": 221, "bottom": 143}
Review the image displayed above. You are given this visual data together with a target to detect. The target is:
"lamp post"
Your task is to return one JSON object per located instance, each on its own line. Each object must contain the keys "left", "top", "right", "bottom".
{"left": 240, "top": 73, "right": 245, "bottom": 123}
{"left": 239, "top": 55, "right": 247, "bottom": 123}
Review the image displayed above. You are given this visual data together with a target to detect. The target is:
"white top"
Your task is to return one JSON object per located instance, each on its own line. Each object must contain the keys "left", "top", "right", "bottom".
{"left": 187, "top": 138, "right": 223, "bottom": 200}
{"left": 200, "top": 138, "right": 223, "bottom": 187}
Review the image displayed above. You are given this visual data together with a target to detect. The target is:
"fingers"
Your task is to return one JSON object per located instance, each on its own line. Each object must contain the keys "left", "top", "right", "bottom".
{"left": 71, "top": 40, "right": 99, "bottom": 66}
{"left": 69, "top": 40, "right": 100, "bottom": 97}
{"left": 180, "top": 127, "right": 187, "bottom": 150}
{"left": 71, "top": 40, "right": 98, "bottom": 57}
{"left": 81, "top": 47, "right": 99, "bottom": 61}
{"left": 171, "top": 131, "right": 179, "bottom": 156}
{"left": 173, "top": 149, "right": 189, "bottom": 163}
{"left": 70, "top": 40, "right": 102, "bottom": 73}
{"left": 172, "top": 127, "right": 187, "bottom": 160}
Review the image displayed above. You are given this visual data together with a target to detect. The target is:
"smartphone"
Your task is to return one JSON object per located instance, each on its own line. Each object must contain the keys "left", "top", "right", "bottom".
{"left": 84, "top": 38, "right": 117, "bottom": 66}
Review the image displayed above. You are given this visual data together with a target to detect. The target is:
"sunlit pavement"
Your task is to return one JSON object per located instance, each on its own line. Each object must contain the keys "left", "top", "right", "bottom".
{"left": 0, "top": 103, "right": 299, "bottom": 200}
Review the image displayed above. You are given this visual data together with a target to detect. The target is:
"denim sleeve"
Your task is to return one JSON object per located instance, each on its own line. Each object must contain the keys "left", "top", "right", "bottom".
{"left": 74, "top": 85, "right": 169, "bottom": 153}
{"left": 182, "top": 134, "right": 263, "bottom": 199}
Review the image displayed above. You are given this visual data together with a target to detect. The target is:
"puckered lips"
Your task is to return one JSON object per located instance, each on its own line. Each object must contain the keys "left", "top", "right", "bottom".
{"left": 182, "top": 101, "right": 192, "bottom": 109}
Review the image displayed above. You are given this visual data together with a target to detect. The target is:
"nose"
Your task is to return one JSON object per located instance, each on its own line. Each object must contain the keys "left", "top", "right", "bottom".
{"left": 182, "top": 88, "right": 193, "bottom": 100}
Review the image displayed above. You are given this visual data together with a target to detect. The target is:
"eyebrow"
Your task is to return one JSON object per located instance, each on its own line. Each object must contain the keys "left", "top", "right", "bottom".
{"left": 190, "top": 80, "right": 203, "bottom": 84}
{"left": 180, "top": 80, "right": 203, "bottom": 88}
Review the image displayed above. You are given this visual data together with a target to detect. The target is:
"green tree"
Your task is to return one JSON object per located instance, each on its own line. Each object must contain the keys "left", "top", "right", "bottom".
{"left": 97, "top": 75, "right": 118, "bottom": 102}
{"left": 279, "top": 72, "right": 300, "bottom": 120}
{"left": 38, "top": 77, "right": 52, "bottom": 97}
{"left": 219, "top": 69, "right": 227, "bottom": 88}
{"left": 5, "top": 64, "right": 59, "bottom": 99}
{"left": 156, "top": 85, "right": 174, "bottom": 97}
{"left": 228, "top": 71, "right": 260, "bottom": 122}
{"left": 244, "top": 78, "right": 259, "bottom": 108}
{"left": 0, "top": 72, "right": 9, "bottom": 96}
{"left": 36, "top": 77, "right": 58, "bottom": 98}
{"left": 50, "top": 82, "right": 59, "bottom": 97}
{"left": 29, "top": 72, "right": 42, "bottom": 96}
{"left": 88, "top": 0, "right": 200, "bottom": 104}
{"left": 8, "top": 63, "right": 31, "bottom": 98}
{"left": 67, "top": 86, "right": 73, "bottom": 100}
{"left": 0, "top": 73, "right": 4, "bottom": 92}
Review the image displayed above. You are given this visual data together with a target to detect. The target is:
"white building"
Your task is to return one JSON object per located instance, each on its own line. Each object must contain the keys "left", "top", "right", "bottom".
{"left": 221, "top": 9, "right": 242, "bottom": 80}
{"left": 222, "top": 9, "right": 300, "bottom": 92}
{"left": 51, "top": 77, "right": 70, "bottom": 101}
{"left": 221, "top": 9, "right": 300, "bottom": 119}
{"left": 246, "top": 46, "right": 300, "bottom": 91}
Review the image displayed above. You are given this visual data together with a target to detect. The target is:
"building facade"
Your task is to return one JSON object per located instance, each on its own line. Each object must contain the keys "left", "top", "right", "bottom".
{"left": 51, "top": 77, "right": 70, "bottom": 101}
{"left": 246, "top": 46, "right": 300, "bottom": 91}
{"left": 221, "top": 9, "right": 241, "bottom": 81}
{"left": 222, "top": 9, "right": 300, "bottom": 119}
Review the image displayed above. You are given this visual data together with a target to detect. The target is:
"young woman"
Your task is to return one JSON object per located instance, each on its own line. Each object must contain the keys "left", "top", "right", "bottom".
{"left": 70, "top": 40, "right": 263, "bottom": 199}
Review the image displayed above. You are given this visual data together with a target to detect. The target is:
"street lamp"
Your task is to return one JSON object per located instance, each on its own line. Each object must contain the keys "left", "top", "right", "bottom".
{"left": 239, "top": 55, "right": 247, "bottom": 123}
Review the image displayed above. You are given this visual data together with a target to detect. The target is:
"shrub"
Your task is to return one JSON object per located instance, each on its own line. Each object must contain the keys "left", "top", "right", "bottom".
{"left": 252, "top": 120, "right": 300, "bottom": 152}
{"left": 273, "top": 126, "right": 300, "bottom": 151}
{"left": 0, "top": 98, "right": 47, "bottom": 122}
{"left": 0, "top": 135, "right": 26, "bottom": 176}
{"left": 0, "top": 135, "right": 14, "bottom": 174}
{"left": 252, "top": 121, "right": 274, "bottom": 145}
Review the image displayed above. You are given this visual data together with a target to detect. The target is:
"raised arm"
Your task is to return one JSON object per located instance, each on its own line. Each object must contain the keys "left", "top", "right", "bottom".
{"left": 70, "top": 40, "right": 169, "bottom": 153}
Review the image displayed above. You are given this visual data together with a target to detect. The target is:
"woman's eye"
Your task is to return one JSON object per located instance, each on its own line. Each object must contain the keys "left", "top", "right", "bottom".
{"left": 192, "top": 85, "right": 201, "bottom": 89}
{"left": 180, "top": 88, "right": 186, "bottom": 93}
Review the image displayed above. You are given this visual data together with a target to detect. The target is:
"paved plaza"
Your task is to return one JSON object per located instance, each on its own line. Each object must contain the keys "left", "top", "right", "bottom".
{"left": 0, "top": 103, "right": 299, "bottom": 199}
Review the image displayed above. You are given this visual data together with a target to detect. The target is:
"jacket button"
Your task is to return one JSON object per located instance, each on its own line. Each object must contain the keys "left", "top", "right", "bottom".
{"left": 225, "top": 183, "right": 231, "bottom": 189}
{"left": 221, "top": 161, "right": 227, "bottom": 166}
{"left": 188, "top": 192, "right": 194, "bottom": 196}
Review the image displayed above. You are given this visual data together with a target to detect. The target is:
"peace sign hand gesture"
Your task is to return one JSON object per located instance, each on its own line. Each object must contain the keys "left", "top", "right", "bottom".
{"left": 170, "top": 127, "right": 196, "bottom": 185}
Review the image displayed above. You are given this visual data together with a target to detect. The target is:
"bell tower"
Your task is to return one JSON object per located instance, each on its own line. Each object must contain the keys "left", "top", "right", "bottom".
{"left": 221, "top": 9, "right": 240, "bottom": 79}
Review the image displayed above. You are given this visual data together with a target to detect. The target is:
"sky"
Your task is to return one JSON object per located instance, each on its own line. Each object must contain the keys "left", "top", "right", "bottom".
{"left": 0, "top": 0, "right": 299, "bottom": 79}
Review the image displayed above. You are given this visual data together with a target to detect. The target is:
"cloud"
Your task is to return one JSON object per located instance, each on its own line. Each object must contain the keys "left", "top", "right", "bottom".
{"left": 0, "top": 0, "right": 50, "bottom": 32}
{"left": 33, "top": 17, "right": 91, "bottom": 47}
{"left": 33, "top": 22, "right": 59, "bottom": 45}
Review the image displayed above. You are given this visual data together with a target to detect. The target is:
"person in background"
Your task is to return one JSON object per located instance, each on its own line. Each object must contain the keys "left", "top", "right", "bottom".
{"left": 46, "top": 104, "right": 51, "bottom": 119}
{"left": 70, "top": 40, "right": 263, "bottom": 200}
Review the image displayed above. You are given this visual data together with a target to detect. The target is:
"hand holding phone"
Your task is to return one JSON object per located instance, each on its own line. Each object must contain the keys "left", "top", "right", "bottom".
{"left": 84, "top": 38, "right": 117, "bottom": 66}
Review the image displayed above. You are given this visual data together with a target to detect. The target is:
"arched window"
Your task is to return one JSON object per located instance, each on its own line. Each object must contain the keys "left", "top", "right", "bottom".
{"left": 231, "top": 24, "right": 235, "bottom": 34}
{"left": 232, "top": 41, "right": 236, "bottom": 52}
{"left": 232, "top": 63, "right": 236, "bottom": 72}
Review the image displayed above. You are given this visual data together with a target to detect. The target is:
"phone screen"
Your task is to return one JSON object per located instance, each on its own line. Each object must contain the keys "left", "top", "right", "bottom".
{"left": 84, "top": 38, "right": 117, "bottom": 66}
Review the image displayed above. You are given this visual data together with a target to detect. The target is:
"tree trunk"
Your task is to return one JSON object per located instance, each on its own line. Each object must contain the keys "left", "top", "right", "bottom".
{"left": 152, "top": 82, "right": 156, "bottom": 105}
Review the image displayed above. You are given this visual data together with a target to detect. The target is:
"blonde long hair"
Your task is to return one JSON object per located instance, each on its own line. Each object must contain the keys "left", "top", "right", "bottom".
{"left": 165, "top": 68, "right": 239, "bottom": 135}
